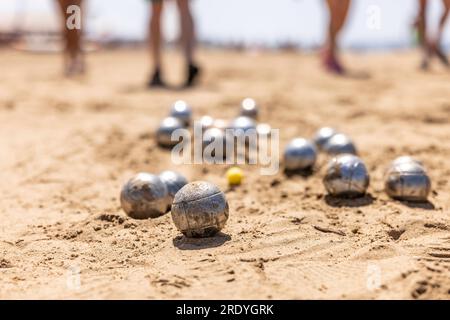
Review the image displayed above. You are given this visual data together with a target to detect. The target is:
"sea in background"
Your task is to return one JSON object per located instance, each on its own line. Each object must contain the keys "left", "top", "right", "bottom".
{"left": 0, "top": 0, "right": 449, "bottom": 50}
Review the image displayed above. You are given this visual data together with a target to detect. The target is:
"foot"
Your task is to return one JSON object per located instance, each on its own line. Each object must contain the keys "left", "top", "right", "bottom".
{"left": 64, "top": 55, "right": 85, "bottom": 77}
{"left": 184, "top": 63, "right": 201, "bottom": 87}
{"left": 420, "top": 57, "right": 430, "bottom": 70}
{"left": 321, "top": 50, "right": 346, "bottom": 75}
{"left": 420, "top": 45, "right": 433, "bottom": 71}
{"left": 148, "top": 69, "right": 166, "bottom": 88}
{"left": 431, "top": 42, "right": 450, "bottom": 68}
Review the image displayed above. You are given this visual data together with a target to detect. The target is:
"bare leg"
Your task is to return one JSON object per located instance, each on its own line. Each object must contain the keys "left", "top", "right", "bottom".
{"left": 433, "top": 0, "right": 450, "bottom": 66}
{"left": 416, "top": 0, "right": 431, "bottom": 69}
{"left": 437, "top": 0, "right": 450, "bottom": 41}
{"left": 57, "top": 0, "right": 84, "bottom": 76}
{"left": 323, "top": 0, "right": 351, "bottom": 74}
{"left": 177, "top": 0, "right": 195, "bottom": 64}
{"left": 148, "top": 0, "right": 165, "bottom": 87}
{"left": 177, "top": 0, "right": 200, "bottom": 87}
{"left": 416, "top": 0, "right": 427, "bottom": 47}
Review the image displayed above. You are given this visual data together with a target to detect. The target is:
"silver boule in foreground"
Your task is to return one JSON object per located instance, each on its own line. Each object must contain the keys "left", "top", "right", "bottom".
{"left": 240, "top": 98, "right": 259, "bottom": 119}
{"left": 159, "top": 171, "right": 188, "bottom": 206}
{"left": 313, "top": 127, "right": 337, "bottom": 150}
{"left": 323, "top": 133, "right": 357, "bottom": 155}
{"left": 170, "top": 100, "right": 192, "bottom": 126}
{"left": 171, "top": 181, "right": 229, "bottom": 238}
{"left": 284, "top": 138, "right": 317, "bottom": 171}
{"left": 120, "top": 173, "right": 169, "bottom": 219}
{"left": 385, "top": 161, "right": 430, "bottom": 202}
{"left": 156, "top": 116, "right": 185, "bottom": 147}
{"left": 323, "top": 154, "right": 370, "bottom": 197}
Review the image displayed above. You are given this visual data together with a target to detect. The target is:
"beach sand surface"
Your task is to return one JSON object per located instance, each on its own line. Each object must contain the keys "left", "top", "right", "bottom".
{"left": 0, "top": 48, "right": 449, "bottom": 299}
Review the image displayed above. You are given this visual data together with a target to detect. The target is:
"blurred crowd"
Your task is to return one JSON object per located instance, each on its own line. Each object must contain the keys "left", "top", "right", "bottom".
{"left": 55, "top": 0, "right": 449, "bottom": 87}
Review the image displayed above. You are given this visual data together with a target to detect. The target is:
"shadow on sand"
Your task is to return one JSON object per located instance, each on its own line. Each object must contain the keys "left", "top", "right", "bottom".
{"left": 397, "top": 199, "right": 436, "bottom": 210}
{"left": 173, "top": 232, "right": 231, "bottom": 250}
{"left": 120, "top": 83, "right": 196, "bottom": 94}
{"left": 284, "top": 167, "right": 315, "bottom": 178}
{"left": 325, "top": 193, "right": 375, "bottom": 208}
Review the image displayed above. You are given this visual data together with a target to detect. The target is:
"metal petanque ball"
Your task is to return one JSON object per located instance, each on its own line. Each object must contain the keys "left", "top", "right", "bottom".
{"left": 313, "top": 127, "right": 337, "bottom": 150}
{"left": 240, "top": 98, "right": 259, "bottom": 119}
{"left": 171, "top": 181, "right": 229, "bottom": 238}
{"left": 199, "top": 115, "right": 215, "bottom": 130}
{"left": 390, "top": 156, "right": 424, "bottom": 168}
{"left": 120, "top": 173, "right": 169, "bottom": 219}
{"left": 283, "top": 138, "right": 317, "bottom": 171}
{"left": 202, "top": 127, "right": 228, "bottom": 159}
{"left": 228, "top": 116, "right": 257, "bottom": 133}
{"left": 384, "top": 161, "right": 430, "bottom": 202}
{"left": 170, "top": 100, "right": 192, "bottom": 126}
{"left": 156, "top": 116, "right": 186, "bottom": 147}
{"left": 323, "top": 133, "right": 357, "bottom": 155}
{"left": 159, "top": 171, "right": 188, "bottom": 207}
{"left": 256, "top": 123, "right": 272, "bottom": 138}
{"left": 213, "top": 119, "right": 228, "bottom": 131}
{"left": 323, "top": 154, "right": 370, "bottom": 197}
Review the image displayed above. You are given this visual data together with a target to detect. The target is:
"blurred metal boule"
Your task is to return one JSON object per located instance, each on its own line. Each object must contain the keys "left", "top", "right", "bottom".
{"left": 256, "top": 123, "right": 272, "bottom": 138}
{"left": 390, "top": 156, "right": 424, "bottom": 168}
{"left": 171, "top": 181, "right": 229, "bottom": 238}
{"left": 199, "top": 115, "right": 215, "bottom": 130}
{"left": 120, "top": 173, "right": 169, "bottom": 219}
{"left": 228, "top": 116, "right": 258, "bottom": 153}
{"left": 323, "top": 133, "right": 357, "bottom": 155}
{"left": 213, "top": 119, "right": 228, "bottom": 131}
{"left": 170, "top": 100, "right": 192, "bottom": 126}
{"left": 284, "top": 138, "right": 317, "bottom": 171}
{"left": 228, "top": 116, "right": 257, "bottom": 134}
{"left": 313, "top": 127, "right": 337, "bottom": 150}
{"left": 156, "top": 116, "right": 186, "bottom": 148}
{"left": 202, "top": 127, "right": 228, "bottom": 160}
{"left": 159, "top": 171, "right": 188, "bottom": 209}
{"left": 385, "top": 161, "right": 430, "bottom": 202}
{"left": 323, "top": 154, "right": 370, "bottom": 197}
{"left": 240, "top": 98, "right": 259, "bottom": 119}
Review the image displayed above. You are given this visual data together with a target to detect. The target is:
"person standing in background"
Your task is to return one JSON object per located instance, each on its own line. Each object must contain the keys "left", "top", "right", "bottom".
{"left": 322, "top": 0, "right": 351, "bottom": 75}
{"left": 148, "top": 0, "right": 201, "bottom": 88}
{"left": 416, "top": 0, "right": 450, "bottom": 69}
{"left": 56, "top": 0, "right": 85, "bottom": 76}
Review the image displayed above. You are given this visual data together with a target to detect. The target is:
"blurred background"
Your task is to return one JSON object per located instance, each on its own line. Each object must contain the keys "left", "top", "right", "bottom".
{"left": 0, "top": 0, "right": 449, "bottom": 50}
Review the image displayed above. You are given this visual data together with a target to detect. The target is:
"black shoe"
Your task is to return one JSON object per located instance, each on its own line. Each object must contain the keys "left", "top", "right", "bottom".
{"left": 148, "top": 70, "right": 166, "bottom": 88}
{"left": 184, "top": 63, "right": 201, "bottom": 87}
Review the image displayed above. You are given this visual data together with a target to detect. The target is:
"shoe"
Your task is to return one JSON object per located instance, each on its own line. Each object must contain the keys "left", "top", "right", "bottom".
{"left": 148, "top": 69, "right": 166, "bottom": 88}
{"left": 184, "top": 63, "right": 201, "bottom": 87}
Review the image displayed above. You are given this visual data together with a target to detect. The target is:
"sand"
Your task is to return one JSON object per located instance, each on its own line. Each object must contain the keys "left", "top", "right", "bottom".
{"left": 0, "top": 48, "right": 449, "bottom": 299}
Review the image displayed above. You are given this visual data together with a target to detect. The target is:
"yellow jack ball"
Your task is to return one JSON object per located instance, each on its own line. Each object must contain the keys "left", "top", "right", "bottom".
{"left": 226, "top": 167, "right": 243, "bottom": 186}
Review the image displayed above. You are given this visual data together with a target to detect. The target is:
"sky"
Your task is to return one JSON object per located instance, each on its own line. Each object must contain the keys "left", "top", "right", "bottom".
{"left": 0, "top": 0, "right": 449, "bottom": 49}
